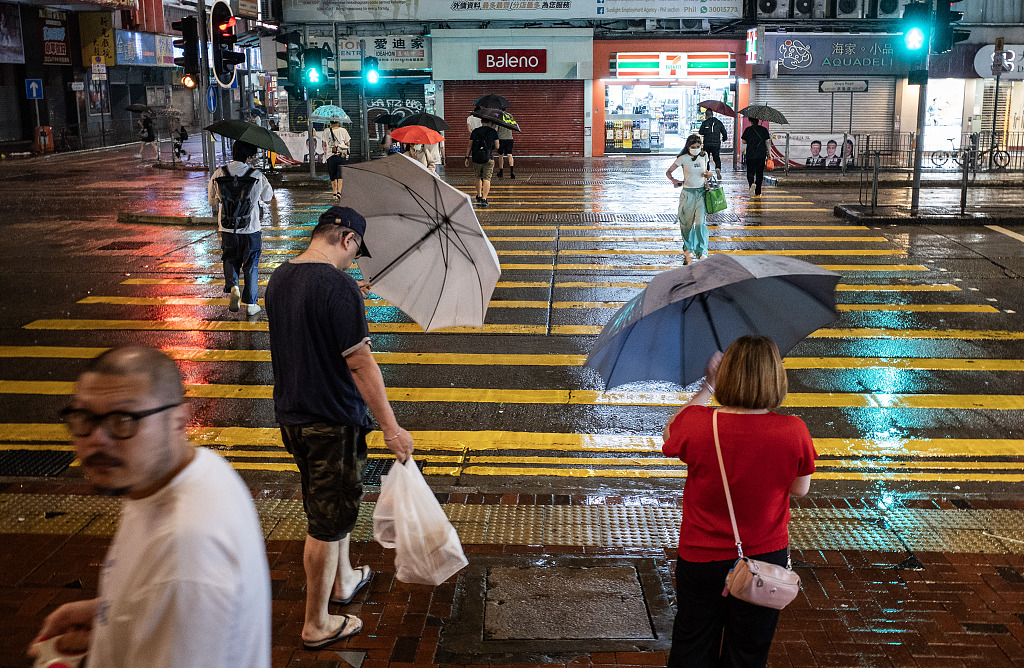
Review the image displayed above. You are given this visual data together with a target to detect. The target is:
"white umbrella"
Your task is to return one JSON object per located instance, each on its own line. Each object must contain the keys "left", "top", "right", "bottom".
{"left": 310, "top": 104, "right": 351, "bottom": 123}
{"left": 337, "top": 154, "right": 501, "bottom": 332}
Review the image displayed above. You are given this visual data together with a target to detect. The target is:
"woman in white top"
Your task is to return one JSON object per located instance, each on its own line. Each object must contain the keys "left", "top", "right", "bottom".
{"left": 319, "top": 120, "right": 351, "bottom": 199}
{"left": 666, "top": 134, "right": 713, "bottom": 265}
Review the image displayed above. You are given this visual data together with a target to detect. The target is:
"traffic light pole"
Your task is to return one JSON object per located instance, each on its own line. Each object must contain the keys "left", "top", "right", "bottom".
{"left": 911, "top": 53, "right": 928, "bottom": 214}
{"left": 197, "top": 0, "right": 212, "bottom": 172}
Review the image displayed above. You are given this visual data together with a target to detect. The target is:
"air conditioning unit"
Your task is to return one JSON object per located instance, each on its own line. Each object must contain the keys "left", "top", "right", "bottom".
{"left": 680, "top": 19, "right": 711, "bottom": 31}
{"left": 874, "top": 0, "right": 907, "bottom": 18}
{"left": 757, "top": 0, "right": 790, "bottom": 19}
{"left": 792, "top": 0, "right": 827, "bottom": 19}
{"left": 835, "top": 0, "right": 863, "bottom": 18}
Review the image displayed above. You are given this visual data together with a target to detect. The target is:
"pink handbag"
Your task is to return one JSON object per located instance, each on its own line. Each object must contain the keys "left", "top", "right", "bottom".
{"left": 713, "top": 410, "right": 801, "bottom": 610}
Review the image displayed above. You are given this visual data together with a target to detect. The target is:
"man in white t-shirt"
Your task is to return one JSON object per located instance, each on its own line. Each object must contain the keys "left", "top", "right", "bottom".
{"left": 29, "top": 347, "right": 271, "bottom": 668}
{"left": 467, "top": 106, "right": 482, "bottom": 135}
{"left": 207, "top": 140, "right": 275, "bottom": 317}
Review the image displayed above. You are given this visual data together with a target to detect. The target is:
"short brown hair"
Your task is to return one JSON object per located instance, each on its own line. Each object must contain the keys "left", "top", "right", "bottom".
{"left": 713, "top": 336, "right": 787, "bottom": 410}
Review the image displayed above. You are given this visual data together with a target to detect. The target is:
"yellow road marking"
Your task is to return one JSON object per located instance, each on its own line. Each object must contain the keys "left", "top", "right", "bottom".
{"left": 6, "top": 425, "right": 1024, "bottom": 458}
{"left": 986, "top": 225, "right": 1024, "bottom": 244}
{"left": 23, "top": 319, "right": 545, "bottom": 335}
{"left": 551, "top": 264, "right": 929, "bottom": 272}
{"left": 3, "top": 381, "right": 1023, "bottom": 409}
{"left": 2, "top": 346, "right": 1021, "bottom": 372}
{"left": 835, "top": 284, "right": 959, "bottom": 292}
{"left": 567, "top": 236, "right": 890, "bottom": 243}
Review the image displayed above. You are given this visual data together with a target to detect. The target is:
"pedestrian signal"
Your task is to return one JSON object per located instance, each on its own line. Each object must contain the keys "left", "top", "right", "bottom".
{"left": 900, "top": 2, "right": 931, "bottom": 53}
{"left": 303, "top": 47, "right": 325, "bottom": 88}
{"left": 932, "top": 0, "right": 969, "bottom": 54}
{"left": 363, "top": 57, "right": 380, "bottom": 85}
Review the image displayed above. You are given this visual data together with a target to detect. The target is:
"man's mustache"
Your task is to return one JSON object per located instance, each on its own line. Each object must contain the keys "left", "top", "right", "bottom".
{"left": 84, "top": 453, "right": 125, "bottom": 468}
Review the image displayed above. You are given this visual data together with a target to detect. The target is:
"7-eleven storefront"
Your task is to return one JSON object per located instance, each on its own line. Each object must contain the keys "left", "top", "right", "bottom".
{"left": 593, "top": 39, "right": 751, "bottom": 157}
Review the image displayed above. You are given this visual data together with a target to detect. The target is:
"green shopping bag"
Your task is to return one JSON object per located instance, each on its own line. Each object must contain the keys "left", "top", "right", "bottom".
{"left": 704, "top": 187, "right": 727, "bottom": 214}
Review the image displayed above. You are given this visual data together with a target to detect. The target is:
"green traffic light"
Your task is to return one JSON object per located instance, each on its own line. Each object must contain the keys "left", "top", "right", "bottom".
{"left": 366, "top": 70, "right": 379, "bottom": 84}
{"left": 306, "top": 68, "right": 320, "bottom": 84}
{"left": 904, "top": 26, "right": 926, "bottom": 51}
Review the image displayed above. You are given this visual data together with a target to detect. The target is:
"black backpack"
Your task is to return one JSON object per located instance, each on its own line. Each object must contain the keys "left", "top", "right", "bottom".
{"left": 470, "top": 132, "right": 492, "bottom": 164}
{"left": 214, "top": 167, "right": 258, "bottom": 230}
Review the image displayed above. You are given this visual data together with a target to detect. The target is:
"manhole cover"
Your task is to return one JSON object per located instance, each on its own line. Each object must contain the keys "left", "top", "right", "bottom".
{"left": 363, "top": 457, "right": 422, "bottom": 485}
{"left": 0, "top": 451, "right": 75, "bottom": 477}
{"left": 97, "top": 241, "right": 151, "bottom": 250}
{"left": 485, "top": 566, "right": 652, "bottom": 640}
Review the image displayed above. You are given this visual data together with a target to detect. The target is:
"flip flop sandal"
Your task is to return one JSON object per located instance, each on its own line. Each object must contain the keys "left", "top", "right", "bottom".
{"left": 330, "top": 565, "right": 373, "bottom": 606}
{"left": 302, "top": 614, "right": 363, "bottom": 651}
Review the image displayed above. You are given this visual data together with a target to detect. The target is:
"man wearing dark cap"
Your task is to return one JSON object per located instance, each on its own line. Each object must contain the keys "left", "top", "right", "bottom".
{"left": 265, "top": 206, "right": 414, "bottom": 651}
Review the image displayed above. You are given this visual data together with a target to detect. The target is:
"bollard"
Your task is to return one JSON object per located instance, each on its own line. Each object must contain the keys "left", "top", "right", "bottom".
{"left": 841, "top": 133, "right": 849, "bottom": 176}
{"left": 961, "top": 145, "right": 969, "bottom": 216}
{"left": 872, "top": 152, "right": 880, "bottom": 214}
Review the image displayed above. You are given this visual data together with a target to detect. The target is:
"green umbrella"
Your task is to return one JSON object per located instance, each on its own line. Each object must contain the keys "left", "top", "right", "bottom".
{"left": 204, "top": 119, "right": 293, "bottom": 159}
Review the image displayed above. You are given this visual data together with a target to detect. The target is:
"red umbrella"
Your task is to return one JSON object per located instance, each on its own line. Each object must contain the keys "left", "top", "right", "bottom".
{"left": 697, "top": 100, "right": 736, "bottom": 117}
{"left": 390, "top": 125, "right": 444, "bottom": 145}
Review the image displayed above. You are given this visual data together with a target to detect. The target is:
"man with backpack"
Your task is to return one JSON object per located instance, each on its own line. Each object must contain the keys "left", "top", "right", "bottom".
{"left": 698, "top": 108, "right": 728, "bottom": 180}
{"left": 207, "top": 140, "right": 274, "bottom": 317}
{"left": 465, "top": 119, "right": 499, "bottom": 207}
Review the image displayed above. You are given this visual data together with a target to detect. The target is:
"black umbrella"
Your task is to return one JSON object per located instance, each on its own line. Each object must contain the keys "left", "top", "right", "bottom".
{"left": 246, "top": 106, "right": 266, "bottom": 117}
{"left": 584, "top": 255, "right": 840, "bottom": 389}
{"left": 474, "top": 94, "right": 509, "bottom": 110}
{"left": 738, "top": 105, "right": 789, "bottom": 124}
{"left": 204, "top": 120, "right": 293, "bottom": 159}
{"left": 472, "top": 108, "right": 521, "bottom": 132}
{"left": 398, "top": 113, "right": 451, "bottom": 132}
{"left": 125, "top": 103, "right": 151, "bottom": 114}
{"left": 374, "top": 113, "right": 401, "bottom": 127}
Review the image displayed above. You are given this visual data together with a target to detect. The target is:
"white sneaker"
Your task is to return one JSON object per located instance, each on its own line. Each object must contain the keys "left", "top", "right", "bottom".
{"left": 246, "top": 303, "right": 261, "bottom": 316}
{"left": 749, "top": 184, "right": 757, "bottom": 197}
{"left": 228, "top": 286, "right": 241, "bottom": 312}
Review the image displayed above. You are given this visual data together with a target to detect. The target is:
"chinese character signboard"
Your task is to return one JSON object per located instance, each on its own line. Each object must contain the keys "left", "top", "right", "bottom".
{"left": 974, "top": 44, "right": 1024, "bottom": 80}
{"left": 80, "top": 12, "right": 116, "bottom": 64}
{"left": 115, "top": 30, "right": 157, "bottom": 66}
{"left": 746, "top": 27, "right": 759, "bottom": 65}
{"left": 40, "top": 9, "right": 71, "bottom": 66}
{"left": 0, "top": 3, "right": 25, "bottom": 64}
{"left": 615, "top": 52, "right": 734, "bottom": 78}
{"left": 285, "top": 0, "right": 741, "bottom": 23}
{"left": 155, "top": 35, "right": 175, "bottom": 67}
{"left": 305, "top": 34, "right": 429, "bottom": 71}
{"left": 766, "top": 34, "right": 912, "bottom": 76}
{"left": 238, "top": 0, "right": 258, "bottom": 18}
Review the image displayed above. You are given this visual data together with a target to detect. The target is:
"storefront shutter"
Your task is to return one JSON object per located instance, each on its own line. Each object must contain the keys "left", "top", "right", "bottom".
{"left": 443, "top": 80, "right": 585, "bottom": 157}
{"left": 979, "top": 79, "right": 1011, "bottom": 139}
{"left": 752, "top": 77, "right": 896, "bottom": 136}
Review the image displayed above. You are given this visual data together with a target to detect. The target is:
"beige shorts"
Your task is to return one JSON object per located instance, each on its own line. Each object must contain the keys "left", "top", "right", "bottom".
{"left": 473, "top": 160, "right": 494, "bottom": 181}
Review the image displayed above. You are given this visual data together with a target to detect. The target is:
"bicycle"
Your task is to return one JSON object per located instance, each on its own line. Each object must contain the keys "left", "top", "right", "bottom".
{"left": 931, "top": 136, "right": 1010, "bottom": 170}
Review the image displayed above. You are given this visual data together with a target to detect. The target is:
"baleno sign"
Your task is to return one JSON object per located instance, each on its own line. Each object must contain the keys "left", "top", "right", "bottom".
{"left": 478, "top": 49, "right": 547, "bottom": 74}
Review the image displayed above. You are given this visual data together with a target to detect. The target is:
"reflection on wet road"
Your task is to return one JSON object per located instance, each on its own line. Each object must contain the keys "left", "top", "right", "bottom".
{"left": 0, "top": 151, "right": 1022, "bottom": 495}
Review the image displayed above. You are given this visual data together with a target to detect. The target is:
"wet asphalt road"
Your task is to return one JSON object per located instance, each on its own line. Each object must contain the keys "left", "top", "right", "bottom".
{"left": 0, "top": 146, "right": 1022, "bottom": 501}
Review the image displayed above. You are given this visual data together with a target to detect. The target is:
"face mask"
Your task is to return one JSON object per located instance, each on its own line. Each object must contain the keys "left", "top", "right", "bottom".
{"left": 689, "top": 148, "right": 700, "bottom": 156}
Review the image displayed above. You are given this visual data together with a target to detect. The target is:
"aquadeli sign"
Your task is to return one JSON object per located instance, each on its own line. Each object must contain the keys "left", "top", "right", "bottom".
{"left": 478, "top": 49, "right": 547, "bottom": 74}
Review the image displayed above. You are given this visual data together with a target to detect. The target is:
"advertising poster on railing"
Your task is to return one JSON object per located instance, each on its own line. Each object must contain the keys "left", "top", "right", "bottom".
{"left": 769, "top": 132, "right": 856, "bottom": 168}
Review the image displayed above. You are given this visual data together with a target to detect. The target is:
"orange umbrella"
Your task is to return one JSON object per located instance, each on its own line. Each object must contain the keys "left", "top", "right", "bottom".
{"left": 390, "top": 125, "right": 444, "bottom": 145}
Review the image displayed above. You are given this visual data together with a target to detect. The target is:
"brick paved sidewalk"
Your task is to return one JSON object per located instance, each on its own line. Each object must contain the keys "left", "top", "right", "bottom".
{"left": 1, "top": 491, "right": 1023, "bottom": 667}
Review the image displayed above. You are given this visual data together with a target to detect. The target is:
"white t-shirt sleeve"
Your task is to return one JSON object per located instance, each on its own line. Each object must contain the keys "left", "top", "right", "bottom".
{"left": 673, "top": 155, "right": 685, "bottom": 169}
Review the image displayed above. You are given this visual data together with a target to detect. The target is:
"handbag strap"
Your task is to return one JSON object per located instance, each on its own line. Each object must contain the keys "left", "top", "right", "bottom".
{"left": 712, "top": 409, "right": 745, "bottom": 559}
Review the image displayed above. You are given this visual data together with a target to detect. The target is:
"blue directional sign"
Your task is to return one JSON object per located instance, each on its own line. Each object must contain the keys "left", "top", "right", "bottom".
{"left": 25, "top": 79, "right": 43, "bottom": 100}
{"left": 207, "top": 86, "right": 218, "bottom": 113}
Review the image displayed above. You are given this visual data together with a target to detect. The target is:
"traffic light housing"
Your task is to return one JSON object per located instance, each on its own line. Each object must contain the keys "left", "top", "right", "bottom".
{"left": 900, "top": 2, "right": 931, "bottom": 54}
{"left": 933, "top": 0, "right": 969, "bottom": 54}
{"left": 210, "top": 0, "right": 245, "bottom": 89}
{"left": 362, "top": 56, "right": 380, "bottom": 85}
{"left": 303, "top": 47, "right": 325, "bottom": 89}
{"left": 275, "top": 30, "right": 305, "bottom": 101}
{"left": 171, "top": 16, "right": 200, "bottom": 88}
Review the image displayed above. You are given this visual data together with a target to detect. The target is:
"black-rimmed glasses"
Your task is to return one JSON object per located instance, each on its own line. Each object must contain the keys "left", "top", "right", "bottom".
{"left": 58, "top": 403, "right": 182, "bottom": 440}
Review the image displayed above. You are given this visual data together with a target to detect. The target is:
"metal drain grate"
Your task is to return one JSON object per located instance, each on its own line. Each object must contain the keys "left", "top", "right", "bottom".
{"left": 480, "top": 213, "right": 538, "bottom": 223}
{"left": 363, "top": 457, "right": 424, "bottom": 485}
{"left": 707, "top": 212, "right": 741, "bottom": 223}
{"left": 0, "top": 451, "right": 75, "bottom": 477}
{"left": 613, "top": 214, "right": 659, "bottom": 222}
{"left": 97, "top": 241, "right": 151, "bottom": 251}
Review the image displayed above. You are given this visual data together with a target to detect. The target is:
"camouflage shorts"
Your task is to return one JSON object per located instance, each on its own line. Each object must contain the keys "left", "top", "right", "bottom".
{"left": 280, "top": 423, "right": 368, "bottom": 542}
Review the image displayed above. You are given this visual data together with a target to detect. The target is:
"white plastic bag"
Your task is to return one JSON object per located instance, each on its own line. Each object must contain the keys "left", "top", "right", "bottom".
{"left": 373, "top": 458, "right": 468, "bottom": 585}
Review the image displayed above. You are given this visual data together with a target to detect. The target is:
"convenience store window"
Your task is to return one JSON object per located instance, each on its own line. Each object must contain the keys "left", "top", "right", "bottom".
{"left": 606, "top": 81, "right": 735, "bottom": 154}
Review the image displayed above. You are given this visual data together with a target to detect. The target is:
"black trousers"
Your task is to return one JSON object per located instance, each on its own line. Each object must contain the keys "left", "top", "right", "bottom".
{"left": 746, "top": 158, "right": 765, "bottom": 195}
{"left": 706, "top": 146, "right": 722, "bottom": 171}
{"left": 667, "top": 547, "right": 788, "bottom": 668}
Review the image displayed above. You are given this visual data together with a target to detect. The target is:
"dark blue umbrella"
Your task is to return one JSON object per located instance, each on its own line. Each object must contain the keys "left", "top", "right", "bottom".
{"left": 584, "top": 255, "right": 840, "bottom": 390}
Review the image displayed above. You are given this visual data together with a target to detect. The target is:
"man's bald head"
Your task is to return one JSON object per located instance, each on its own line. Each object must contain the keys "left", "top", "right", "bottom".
{"left": 83, "top": 347, "right": 185, "bottom": 404}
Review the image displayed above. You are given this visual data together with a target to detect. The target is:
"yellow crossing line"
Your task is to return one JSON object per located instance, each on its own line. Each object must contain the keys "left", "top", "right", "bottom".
{"left": 835, "top": 284, "right": 959, "bottom": 292}
{"left": 23, "top": 319, "right": 545, "bottom": 335}
{"left": 5, "top": 425, "right": 1024, "bottom": 458}
{"left": 2, "top": 381, "right": 1023, "bottom": 409}
{"left": 463, "top": 455, "right": 1024, "bottom": 471}
{"left": 550, "top": 302, "right": 995, "bottom": 313}
{"left": 554, "top": 225, "right": 870, "bottom": 231}
{"left": 195, "top": 248, "right": 910, "bottom": 261}
{"left": 120, "top": 278, "right": 553, "bottom": 289}
{"left": 563, "top": 236, "right": 890, "bottom": 243}
{"left": 2, "top": 346, "right": 1021, "bottom": 371}
{"left": 155, "top": 260, "right": 927, "bottom": 272}
{"left": 31, "top": 319, "right": 1017, "bottom": 339}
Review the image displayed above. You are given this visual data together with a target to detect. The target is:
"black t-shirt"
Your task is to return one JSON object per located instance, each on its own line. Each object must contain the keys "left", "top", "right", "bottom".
{"left": 469, "top": 126, "right": 499, "bottom": 163}
{"left": 741, "top": 125, "right": 771, "bottom": 158}
{"left": 266, "top": 261, "right": 373, "bottom": 428}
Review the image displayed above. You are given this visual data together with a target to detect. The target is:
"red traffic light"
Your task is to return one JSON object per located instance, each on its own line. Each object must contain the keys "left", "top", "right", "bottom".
{"left": 217, "top": 16, "right": 236, "bottom": 34}
{"left": 182, "top": 74, "right": 196, "bottom": 88}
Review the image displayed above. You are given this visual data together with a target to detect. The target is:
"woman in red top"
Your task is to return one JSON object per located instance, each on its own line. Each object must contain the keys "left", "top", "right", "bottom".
{"left": 662, "top": 336, "right": 816, "bottom": 668}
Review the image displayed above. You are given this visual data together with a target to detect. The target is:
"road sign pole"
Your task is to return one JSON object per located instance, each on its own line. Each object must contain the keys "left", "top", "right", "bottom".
{"left": 98, "top": 84, "right": 107, "bottom": 147}
{"left": 910, "top": 51, "right": 929, "bottom": 214}
{"left": 990, "top": 72, "right": 1000, "bottom": 170}
{"left": 197, "top": 0, "right": 212, "bottom": 172}
{"left": 33, "top": 99, "right": 40, "bottom": 131}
